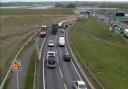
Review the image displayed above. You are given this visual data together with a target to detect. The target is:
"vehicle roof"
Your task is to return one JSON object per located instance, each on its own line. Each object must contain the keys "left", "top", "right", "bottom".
{"left": 125, "top": 28, "right": 128, "bottom": 32}
{"left": 59, "top": 37, "right": 65, "bottom": 42}
{"left": 60, "top": 35, "right": 64, "bottom": 37}
{"left": 64, "top": 53, "right": 69, "bottom": 55}
{"left": 77, "top": 81, "right": 86, "bottom": 85}
{"left": 49, "top": 40, "right": 54, "bottom": 42}
{"left": 47, "top": 51, "right": 55, "bottom": 54}
{"left": 40, "top": 32, "right": 46, "bottom": 34}
{"left": 48, "top": 56, "right": 55, "bottom": 60}
{"left": 41, "top": 25, "right": 47, "bottom": 27}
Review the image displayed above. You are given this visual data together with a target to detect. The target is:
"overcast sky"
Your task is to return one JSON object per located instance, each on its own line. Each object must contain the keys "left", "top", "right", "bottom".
{"left": 1, "top": 0, "right": 128, "bottom": 2}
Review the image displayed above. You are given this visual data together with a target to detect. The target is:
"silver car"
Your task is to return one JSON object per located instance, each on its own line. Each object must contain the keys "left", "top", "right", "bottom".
{"left": 73, "top": 81, "right": 87, "bottom": 89}
{"left": 48, "top": 40, "right": 54, "bottom": 47}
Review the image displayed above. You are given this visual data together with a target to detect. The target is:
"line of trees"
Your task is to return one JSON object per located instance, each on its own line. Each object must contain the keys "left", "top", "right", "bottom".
{"left": 55, "top": 3, "right": 76, "bottom": 8}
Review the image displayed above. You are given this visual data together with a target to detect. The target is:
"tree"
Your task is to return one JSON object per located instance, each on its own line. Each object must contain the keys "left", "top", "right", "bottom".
{"left": 66, "top": 3, "right": 76, "bottom": 8}
{"left": 55, "top": 3, "right": 64, "bottom": 8}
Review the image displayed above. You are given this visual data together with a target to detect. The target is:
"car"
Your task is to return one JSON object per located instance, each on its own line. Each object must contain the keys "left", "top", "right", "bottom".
{"left": 48, "top": 40, "right": 54, "bottom": 47}
{"left": 58, "top": 22, "right": 63, "bottom": 28}
{"left": 65, "top": 24, "right": 68, "bottom": 28}
{"left": 61, "top": 28, "right": 65, "bottom": 33}
{"left": 63, "top": 53, "right": 71, "bottom": 61}
{"left": 51, "top": 24, "right": 58, "bottom": 34}
{"left": 69, "top": 23, "right": 72, "bottom": 25}
{"left": 40, "top": 32, "right": 46, "bottom": 37}
{"left": 60, "top": 35, "right": 64, "bottom": 37}
{"left": 58, "top": 36, "right": 65, "bottom": 47}
{"left": 73, "top": 81, "right": 87, "bottom": 89}
{"left": 47, "top": 51, "right": 56, "bottom": 68}
{"left": 40, "top": 25, "right": 47, "bottom": 37}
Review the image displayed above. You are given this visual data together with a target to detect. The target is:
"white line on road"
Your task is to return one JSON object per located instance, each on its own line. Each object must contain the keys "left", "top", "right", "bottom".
{"left": 59, "top": 67, "right": 63, "bottom": 78}
{"left": 0, "top": 31, "right": 38, "bottom": 89}
{"left": 43, "top": 50, "right": 46, "bottom": 89}
{"left": 65, "top": 43, "right": 69, "bottom": 54}
{"left": 64, "top": 31, "right": 69, "bottom": 54}
{"left": 71, "top": 61, "right": 82, "bottom": 80}
{"left": 39, "top": 35, "right": 48, "bottom": 89}
{"left": 39, "top": 38, "right": 46, "bottom": 60}
{"left": 36, "top": 38, "right": 40, "bottom": 54}
{"left": 64, "top": 26, "right": 82, "bottom": 80}
{"left": 33, "top": 55, "right": 37, "bottom": 89}
{"left": 56, "top": 52, "right": 60, "bottom": 64}
{"left": 64, "top": 83, "right": 67, "bottom": 89}
{"left": 55, "top": 36, "right": 58, "bottom": 48}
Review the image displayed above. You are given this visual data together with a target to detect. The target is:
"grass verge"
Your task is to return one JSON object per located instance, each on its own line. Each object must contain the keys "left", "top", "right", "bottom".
{"left": 24, "top": 49, "right": 37, "bottom": 89}
{"left": 0, "top": 13, "right": 69, "bottom": 83}
{"left": 0, "top": 8, "right": 74, "bottom": 15}
{"left": 70, "top": 17, "right": 128, "bottom": 89}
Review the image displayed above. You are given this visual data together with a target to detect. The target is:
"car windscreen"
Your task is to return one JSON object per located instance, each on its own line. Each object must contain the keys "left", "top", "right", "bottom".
{"left": 48, "top": 53, "right": 54, "bottom": 56}
{"left": 79, "top": 84, "right": 86, "bottom": 88}
{"left": 48, "top": 56, "right": 55, "bottom": 64}
{"left": 65, "top": 56, "right": 70, "bottom": 59}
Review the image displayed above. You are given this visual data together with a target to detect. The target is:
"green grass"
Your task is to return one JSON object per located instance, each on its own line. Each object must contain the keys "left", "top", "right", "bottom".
{"left": 0, "top": 15, "right": 68, "bottom": 35}
{"left": 70, "top": 17, "right": 128, "bottom": 89}
{"left": 122, "top": 9, "right": 128, "bottom": 13}
{"left": 0, "top": 31, "right": 35, "bottom": 82}
{"left": 0, "top": 8, "right": 74, "bottom": 15}
{"left": 24, "top": 50, "right": 37, "bottom": 89}
{"left": 0, "top": 8, "right": 74, "bottom": 85}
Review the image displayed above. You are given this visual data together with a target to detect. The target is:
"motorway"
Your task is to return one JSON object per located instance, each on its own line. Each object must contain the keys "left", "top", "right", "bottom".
{"left": 38, "top": 20, "right": 91, "bottom": 89}
{"left": 96, "top": 14, "right": 128, "bottom": 29}
{"left": 37, "top": 13, "right": 128, "bottom": 89}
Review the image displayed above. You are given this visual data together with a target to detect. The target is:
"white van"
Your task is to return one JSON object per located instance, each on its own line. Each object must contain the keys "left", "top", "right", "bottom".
{"left": 58, "top": 35, "right": 65, "bottom": 47}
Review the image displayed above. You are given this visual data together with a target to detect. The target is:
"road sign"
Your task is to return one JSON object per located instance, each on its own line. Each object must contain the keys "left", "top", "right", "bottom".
{"left": 12, "top": 60, "right": 21, "bottom": 71}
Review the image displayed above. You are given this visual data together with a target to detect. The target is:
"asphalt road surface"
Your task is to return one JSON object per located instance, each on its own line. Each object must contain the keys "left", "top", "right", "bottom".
{"left": 96, "top": 14, "right": 128, "bottom": 29}
{"left": 39, "top": 22, "right": 91, "bottom": 89}
{"left": 7, "top": 44, "right": 35, "bottom": 89}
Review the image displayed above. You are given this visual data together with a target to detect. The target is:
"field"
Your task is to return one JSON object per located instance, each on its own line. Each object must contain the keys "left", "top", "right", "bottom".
{"left": 0, "top": 8, "right": 74, "bottom": 15}
{"left": 70, "top": 17, "right": 128, "bottom": 89}
{"left": 122, "top": 9, "right": 128, "bottom": 13}
{"left": 0, "top": 8, "right": 74, "bottom": 83}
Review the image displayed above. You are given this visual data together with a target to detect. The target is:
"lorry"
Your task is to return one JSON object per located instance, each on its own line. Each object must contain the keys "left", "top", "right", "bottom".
{"left": 58, "top": 35, "right": 65, "bottom": 47}
{"left": 58, "top": 22, "right": 63, "bottom": 28}
{"left": 51, "top": 24, "right": 58, "bottom": 34}
{"left": 47, "top": 51, "right": 56, "bottom": 68}
{"left": 40, "top": 25, "right": 47, "bottom": 37}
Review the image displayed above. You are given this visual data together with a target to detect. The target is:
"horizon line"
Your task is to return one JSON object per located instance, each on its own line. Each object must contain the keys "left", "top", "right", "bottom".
{"left": 1, "top": 1, "right": 128, "bottom": 3}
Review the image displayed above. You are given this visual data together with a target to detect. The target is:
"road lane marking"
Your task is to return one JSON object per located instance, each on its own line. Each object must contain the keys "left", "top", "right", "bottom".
{"left": 56, "top": 51, "right": 60, "bottom": 64}
{"left": 64, "top": 83, "right": 67, "bottom": 89}
{"left": 43, "top": 50, "right": 46, "bottom": 89}
{"left": 64, "top": 26, "right": 82, "bottom": 80}
{"left": 71, "top": 61, "right": 82, "bottom": 80}
{"left": 39, "top": 37, "right": 46, "bottom": 60}
{"left": 55, "top": 36, "right": 58, "bottom": 48}
{"left": 0, "top": 31, "right": 38, "bottom": 89}
{"left": 65, "top": 43, "right": 69, "bottom": 54}
{"left": 59, "top": 67, "right": 63, "bottom": 78}
{"left": 33, "top": 55, "right": 37, "bottom": 89}
{"left": 64, "top": 30, "right": 69, "bottom": 54}
{"left": 40, "top": 35, "right": 48, "bottom": 89}
{"left": 35, "top": 38, "right": 40, "bottom": 54}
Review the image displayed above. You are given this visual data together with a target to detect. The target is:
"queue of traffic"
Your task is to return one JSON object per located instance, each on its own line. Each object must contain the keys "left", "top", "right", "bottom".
{"left": 39, "top": 20, "right": 88, "bottom": 89}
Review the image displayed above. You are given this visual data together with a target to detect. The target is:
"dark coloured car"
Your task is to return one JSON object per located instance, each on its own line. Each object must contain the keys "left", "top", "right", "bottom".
{"left": 63, "top": 53, "right": 71, "bottom": 61}
{"left": 51, "top": 24, "right": 58, "bottom": 34}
